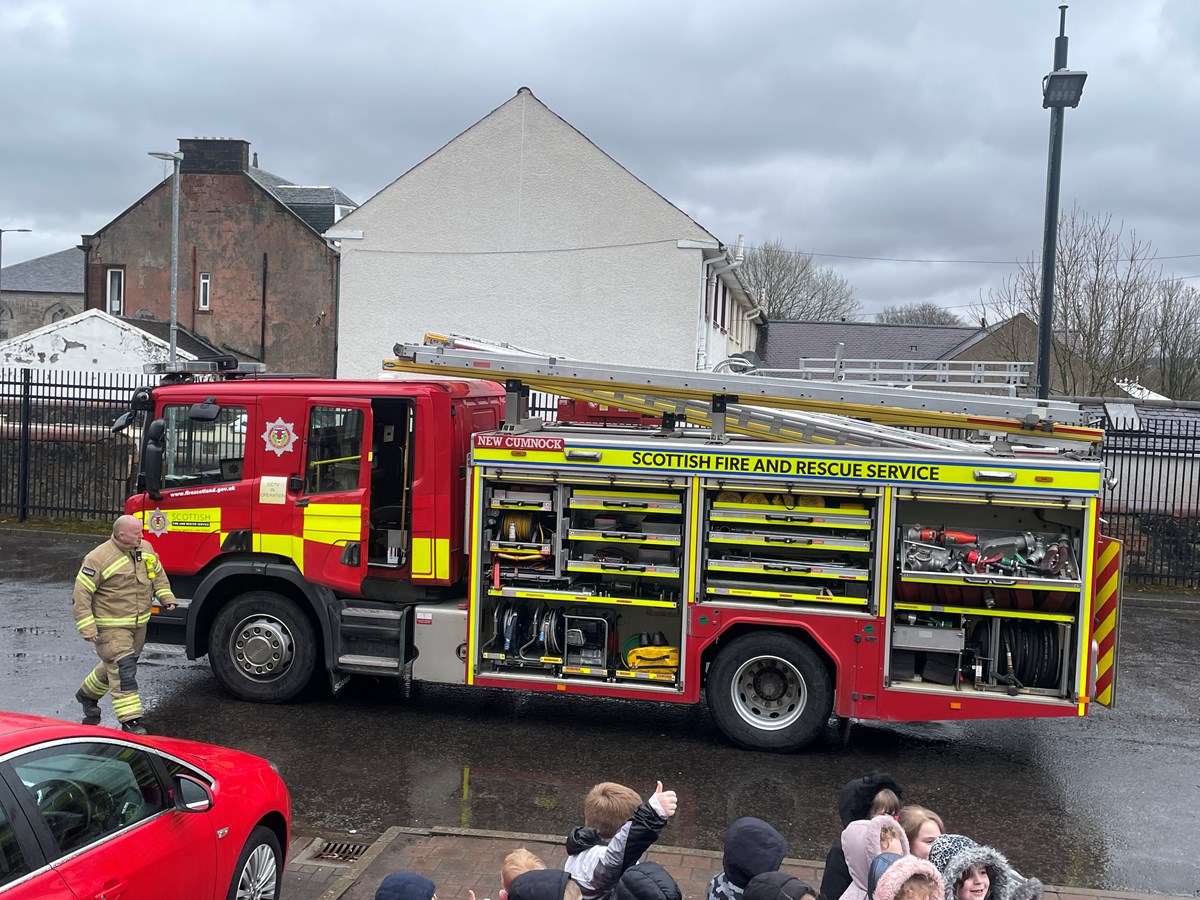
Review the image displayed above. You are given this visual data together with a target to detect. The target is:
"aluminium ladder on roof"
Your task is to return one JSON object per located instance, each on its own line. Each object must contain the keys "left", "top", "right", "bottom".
{"left": 384, "top": 335, "right": 1103, "bottom": 452}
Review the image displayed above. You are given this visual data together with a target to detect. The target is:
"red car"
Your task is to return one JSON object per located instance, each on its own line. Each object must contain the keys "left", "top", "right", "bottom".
{"left": 0, "top": 710, "right": 290, "bottom": 899}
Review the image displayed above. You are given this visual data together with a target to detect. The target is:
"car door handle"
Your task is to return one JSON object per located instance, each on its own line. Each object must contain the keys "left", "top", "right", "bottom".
{"left": 98, "top": 878, "right": 126, "bottom": 900}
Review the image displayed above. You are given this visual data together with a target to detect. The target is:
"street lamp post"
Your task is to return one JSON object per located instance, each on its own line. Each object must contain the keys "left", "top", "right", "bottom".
{"left": 0, "top": 228, "right": 34, "bottom": 307}
{"left": 148, "top": 151, "right": 184, "bottom": 361}
{"left": 1036, "top": 4, "right": 1087, "bottom": 400}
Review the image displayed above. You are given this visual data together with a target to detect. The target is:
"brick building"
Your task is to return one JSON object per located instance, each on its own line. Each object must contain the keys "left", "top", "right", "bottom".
{"left": 80, "top": 138, "right": 355, "bottom": 376}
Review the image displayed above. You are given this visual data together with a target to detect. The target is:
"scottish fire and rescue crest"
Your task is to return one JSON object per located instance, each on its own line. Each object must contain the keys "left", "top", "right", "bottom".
{"left": 262, "top": 417, "right": 298, "bottom": 457}
{"left": 148, "top": 508, "right": 168, "bottom": 537}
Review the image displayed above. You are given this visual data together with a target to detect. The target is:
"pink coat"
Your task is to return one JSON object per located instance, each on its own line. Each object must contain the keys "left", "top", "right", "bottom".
{"left": 838, "top": 816, "right": 911, "bottom": 900}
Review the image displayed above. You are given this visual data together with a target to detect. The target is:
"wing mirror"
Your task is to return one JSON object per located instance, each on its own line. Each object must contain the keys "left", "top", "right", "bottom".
{"left": 111, "top": 410, "right": 136, "bottom": 434}
{"left": 172, "top": 774, "right": 213, "bottom": 813}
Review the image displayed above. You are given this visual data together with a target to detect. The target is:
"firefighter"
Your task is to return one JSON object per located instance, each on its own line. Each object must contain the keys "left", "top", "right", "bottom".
{"left": 72, "top": 514, "right": 177, "bottom": 734}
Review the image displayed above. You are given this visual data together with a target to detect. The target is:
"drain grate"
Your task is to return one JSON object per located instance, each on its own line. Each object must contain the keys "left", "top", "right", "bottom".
{"left": 314, "top": 840, "right": 371, "bottom": 864}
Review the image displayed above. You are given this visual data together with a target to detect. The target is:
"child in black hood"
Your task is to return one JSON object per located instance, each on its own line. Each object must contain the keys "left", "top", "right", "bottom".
{"left": 706, "top": 816, "right": 789, "bottom": 900}
{"left": 818, "top": 772, "right": 903, "bottom": 900}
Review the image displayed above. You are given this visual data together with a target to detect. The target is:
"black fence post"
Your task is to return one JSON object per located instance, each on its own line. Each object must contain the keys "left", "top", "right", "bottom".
{"left": 17, "top": 368, "right": 32, "bottom": 522}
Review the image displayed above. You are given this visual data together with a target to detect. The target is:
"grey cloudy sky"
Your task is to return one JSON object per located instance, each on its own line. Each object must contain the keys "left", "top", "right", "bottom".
{"left": 2, "top": 0, "right": 1197, "bottom": 318}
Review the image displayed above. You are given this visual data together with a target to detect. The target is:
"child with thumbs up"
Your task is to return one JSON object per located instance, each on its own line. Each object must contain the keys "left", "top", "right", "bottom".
{"left": 563, "top": 780, "right": 678, "bottom": 900}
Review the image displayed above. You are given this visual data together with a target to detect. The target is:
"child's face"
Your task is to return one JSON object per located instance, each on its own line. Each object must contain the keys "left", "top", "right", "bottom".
{"left": 912, "top": 821, "right": 942, "bottom": 860}
{"left": 880, "top": 834, "right": 902, "bottom": 855}
{"left": 955, "top": 866, "right": 990, "bottom": 900}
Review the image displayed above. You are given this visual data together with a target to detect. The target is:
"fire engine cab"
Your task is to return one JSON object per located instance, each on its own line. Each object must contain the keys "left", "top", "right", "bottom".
{"left": 118, "top": 339, "right": 1122, "bottom": 752}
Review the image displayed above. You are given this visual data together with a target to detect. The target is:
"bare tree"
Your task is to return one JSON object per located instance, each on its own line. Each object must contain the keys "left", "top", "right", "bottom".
{"left": 979, "top": 207, "right": 1159, "bottom": 396}
{"left": 875, "top": 302, "right": 964, "bottom": 326}
{"left": 1149, "top": 279, "right": 1200, "bottom": 400}
{"left": 740, "top": 238, "right": 861, "bottom": 321}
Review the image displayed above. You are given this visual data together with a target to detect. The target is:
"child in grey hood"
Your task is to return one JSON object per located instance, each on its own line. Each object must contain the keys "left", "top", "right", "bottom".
{"left": 706, "top": 817, "right": 789, "bottom": 900}
{"left": 927, "top": 835, "right": 1043, "bottom": 900}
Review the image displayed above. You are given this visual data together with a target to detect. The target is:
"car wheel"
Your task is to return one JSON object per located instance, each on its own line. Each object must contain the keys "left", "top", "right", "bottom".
{"left": 227, "top": 825, "right": 282, "bottom": 900}
{"left": 706, "top": 631, "right": 832, "bottom": 752}
{"left": 211, "top": 591, "right": 317, "bottom": 703}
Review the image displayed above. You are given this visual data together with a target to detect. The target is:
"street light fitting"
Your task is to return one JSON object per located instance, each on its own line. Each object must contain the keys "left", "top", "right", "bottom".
{"left": 148, "top": 151, "right": 184, "bottom": 162}
{"left": 1042, "top": 69, "right": 1088, "bottom": 108}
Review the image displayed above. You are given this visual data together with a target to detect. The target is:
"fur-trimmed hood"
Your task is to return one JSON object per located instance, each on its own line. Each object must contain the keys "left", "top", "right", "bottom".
{"left": 927, "top": 835, "right": 1042, "bottom": 900}
{"left": 873, "top": 856, "right": 945, "bottom": 900}
{"left": 840, "top": 816, "right": 911, "bottom": 900}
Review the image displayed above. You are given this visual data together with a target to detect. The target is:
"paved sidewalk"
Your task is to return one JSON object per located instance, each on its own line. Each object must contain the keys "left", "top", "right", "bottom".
{"left": 280, "top": 827, "right": 1192, "bottom": 900}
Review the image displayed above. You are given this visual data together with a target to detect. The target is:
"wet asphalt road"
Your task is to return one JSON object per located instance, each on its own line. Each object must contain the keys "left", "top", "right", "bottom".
{"left": 2, "top": 530, "right": 1197, "bottom": 896}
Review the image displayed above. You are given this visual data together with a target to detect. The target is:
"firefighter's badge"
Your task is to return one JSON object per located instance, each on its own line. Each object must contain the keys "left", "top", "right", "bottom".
{"left": 148, "top": 508, "right": 168, "bottom": 537}
{"left": 262, "top": 417, "right": 298, "bottom": 457}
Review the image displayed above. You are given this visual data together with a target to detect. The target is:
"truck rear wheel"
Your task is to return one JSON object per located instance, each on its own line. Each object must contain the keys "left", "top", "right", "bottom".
{"left": 707, "top": 632, "right": 832, "bottom": 752}
{"left": 210, "top": 591, "right": 317, "bottom": 703}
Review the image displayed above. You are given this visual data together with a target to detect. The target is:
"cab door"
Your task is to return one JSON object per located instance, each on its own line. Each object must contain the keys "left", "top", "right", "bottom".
{"left": 297, "top": 401, "right": 372, "bottom": 595}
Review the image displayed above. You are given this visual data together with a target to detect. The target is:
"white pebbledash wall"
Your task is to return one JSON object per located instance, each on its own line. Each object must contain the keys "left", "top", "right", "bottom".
{"left": 334, "top": 89, "right": 723, "bottom": 378}
{"left": 0, "top": 309, "right": 195, "bottom": 372}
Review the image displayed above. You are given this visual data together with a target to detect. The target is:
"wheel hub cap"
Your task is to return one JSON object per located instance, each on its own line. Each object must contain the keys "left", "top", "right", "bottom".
{"left": 231, "top": 616, "right": 294, "bottom": 682}
{"left": 731, "top": 654, "right": 808, "bottom": 731}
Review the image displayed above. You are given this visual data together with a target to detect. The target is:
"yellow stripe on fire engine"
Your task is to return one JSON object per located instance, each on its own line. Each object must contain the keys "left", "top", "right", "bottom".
{"left": 1092, "top": 536, "right": 1122, "bottom": 708}
{"left": 878, "top": 487, "right": 893, "bottom": 618}
{"left": 302, "top": 503, "right": 362, "bottom": 545}
{"left": 1075, "top": 498, "right": 1099, "bottom": 709}
{"left": 253, "top": 533, "right": 305, "bottom": 574}
{"left": 471, "top": 446, "right": 1104, "bottom": 494}
{"left": 140, "top": 507, "right": 222, "bottom": 534}
{"left": 411, "top": 537, "right": 451, "bottom": 580}
{"left": 467, "top": 467, "right": 485, "bottom": 686}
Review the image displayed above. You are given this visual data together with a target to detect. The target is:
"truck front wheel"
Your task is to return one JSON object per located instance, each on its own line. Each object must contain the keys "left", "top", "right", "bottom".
{"left": 707, "top": 632, "right": 832, "bottom": 752}
{"left": 210, "top": 591, "right": 317, "bottom": 703}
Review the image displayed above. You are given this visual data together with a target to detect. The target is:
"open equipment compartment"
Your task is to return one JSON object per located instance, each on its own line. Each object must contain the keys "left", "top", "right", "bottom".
{"left": 474, "top": 471, "right": 687, "bottom": 688}
{"left": 886, "top": 488, "right": 1090, "bottom": 700}
{"left": 700, "top": 481, "right": 880, "bottom": 610}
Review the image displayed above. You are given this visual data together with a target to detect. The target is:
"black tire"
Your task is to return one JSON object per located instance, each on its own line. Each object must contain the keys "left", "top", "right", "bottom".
{"left": 226, "top": 825, "right": 282, "bottom": 900}
{"left": 210, "top": 591, "right": 317, "bottom": 703}
{"left": 706, "top": 631, "right": 832, "bottom": 752}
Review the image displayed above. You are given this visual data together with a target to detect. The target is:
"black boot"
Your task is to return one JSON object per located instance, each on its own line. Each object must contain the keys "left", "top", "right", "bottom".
{"left": 121, "top": 718, "right": 148, "bottom": 735}
{"left": 76, "top": 689, "right": 101, "bottom": 726}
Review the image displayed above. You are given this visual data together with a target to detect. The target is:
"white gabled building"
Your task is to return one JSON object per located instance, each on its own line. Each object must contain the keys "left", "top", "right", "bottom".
{"left": 330, "top": 88, "right": 763, "bottom": 378}
{"left": 0, "top": 309, "right": 200, "bottom": 373}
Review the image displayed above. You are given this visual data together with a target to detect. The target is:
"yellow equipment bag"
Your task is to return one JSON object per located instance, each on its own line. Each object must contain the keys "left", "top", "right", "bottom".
{"left": 626, "top": 646, "right": 680, "bottom": 670}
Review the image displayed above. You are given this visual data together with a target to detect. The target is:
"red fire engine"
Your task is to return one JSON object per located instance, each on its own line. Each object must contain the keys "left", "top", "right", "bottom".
{"left": 119, "top": 339, "right": 1121, "bottom": 752}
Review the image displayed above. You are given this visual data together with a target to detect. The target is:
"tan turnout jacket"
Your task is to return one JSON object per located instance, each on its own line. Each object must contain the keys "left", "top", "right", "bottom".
{"left": 72, "top": 539, "right": 176, "bottom": 639}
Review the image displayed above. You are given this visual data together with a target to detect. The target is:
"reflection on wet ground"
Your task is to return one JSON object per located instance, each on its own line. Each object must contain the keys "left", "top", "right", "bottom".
{"left": 1, "top": 529, "right": 1195, "bottom": 894}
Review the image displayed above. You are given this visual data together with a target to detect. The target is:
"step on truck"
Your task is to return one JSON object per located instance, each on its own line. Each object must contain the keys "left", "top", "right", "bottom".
{"left": 116, "top": 339, "right": 1122, "bottom": 752}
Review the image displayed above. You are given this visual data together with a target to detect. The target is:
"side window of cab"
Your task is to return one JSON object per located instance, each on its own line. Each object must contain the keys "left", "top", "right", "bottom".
{"left": 161, "top": 404, "right": 249, "bottom": 488}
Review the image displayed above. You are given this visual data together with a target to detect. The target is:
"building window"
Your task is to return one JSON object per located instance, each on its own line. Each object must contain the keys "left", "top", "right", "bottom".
{"left": 106, "top": 268, "right": 124, "bottom": 316}
{"left": 0, "top": 305, "right": 10, "bottom": 339}
{"left": 199, "top": 273, "right": 211, "bottom": 310}
{"left": 46, "top": 304, "right": 72, "bottom": 324}
{"left": 333, "top": 204, "right": 356, "bottom": 223}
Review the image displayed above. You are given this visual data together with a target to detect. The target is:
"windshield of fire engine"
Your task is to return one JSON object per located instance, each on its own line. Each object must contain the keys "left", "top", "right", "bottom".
{"left": 160, "top": 403, "right": 248, "bottom": 488}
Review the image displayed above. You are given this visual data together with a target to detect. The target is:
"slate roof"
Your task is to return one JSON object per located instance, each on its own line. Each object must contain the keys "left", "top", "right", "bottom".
{"left": 119, "top": 317, "right": 223, "bottom": 359}
{"left": 761, "top": 320, "right": 983, "bottom": 368}
{"left": 248, "top": 167, "right": 356, "bottom": 235}
{"left": 0, "top": 247, "right": 84, "bottom": 293}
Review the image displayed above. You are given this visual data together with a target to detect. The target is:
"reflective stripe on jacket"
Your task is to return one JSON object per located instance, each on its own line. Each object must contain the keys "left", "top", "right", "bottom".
{"left": 72, "top": 538, "right": 175, "bottom": 639}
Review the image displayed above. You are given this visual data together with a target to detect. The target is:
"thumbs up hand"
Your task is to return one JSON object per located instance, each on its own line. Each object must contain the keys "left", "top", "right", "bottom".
{"left": 649, "top": 780, "right": 677, "bottom": 818}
